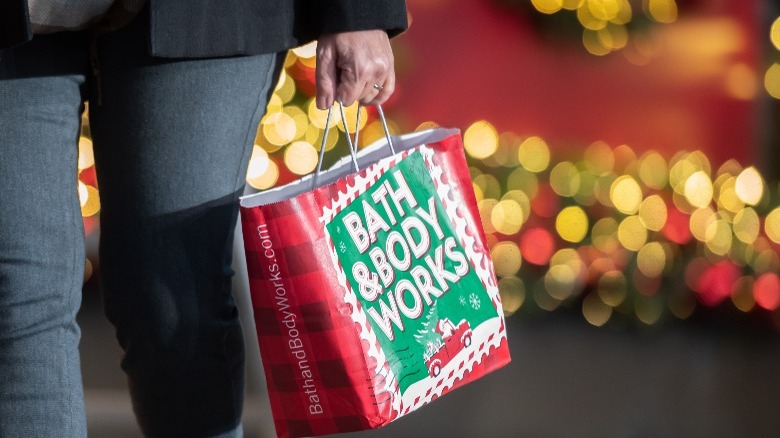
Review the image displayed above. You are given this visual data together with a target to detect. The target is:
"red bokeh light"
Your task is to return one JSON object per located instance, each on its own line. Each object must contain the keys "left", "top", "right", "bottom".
{"left": 754, "top": 273, "right": 780, "bottom": 311}
{"left": 519, "top": 227, "right": 555, "bottom": 265}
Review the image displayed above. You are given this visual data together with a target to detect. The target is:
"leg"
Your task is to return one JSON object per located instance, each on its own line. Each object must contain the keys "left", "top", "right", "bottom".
{"left": 0, "top": 33, "right": 90, "bottom": 437}
{"left": 89, "top": 13, "right": 283, "bottom": 437}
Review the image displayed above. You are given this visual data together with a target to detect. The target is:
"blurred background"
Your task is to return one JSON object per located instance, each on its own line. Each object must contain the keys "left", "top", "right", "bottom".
{"left": 78, "top": 0, "right": 780, "bottom": 436}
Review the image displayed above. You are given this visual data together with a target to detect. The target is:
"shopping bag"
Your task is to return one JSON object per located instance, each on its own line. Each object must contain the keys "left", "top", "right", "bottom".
{"left": 240, "top": 106, "right": 511, "bottom": 438}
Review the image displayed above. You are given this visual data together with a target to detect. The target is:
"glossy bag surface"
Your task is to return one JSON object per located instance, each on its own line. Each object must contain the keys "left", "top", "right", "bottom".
{"left": 240, "top": 128, "right": 511, "bottom": 438}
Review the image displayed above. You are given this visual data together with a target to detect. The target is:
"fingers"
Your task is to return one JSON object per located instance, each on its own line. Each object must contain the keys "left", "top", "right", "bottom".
{"left": 315, "top": 42, "right": 338, "bottom": 109}
{"left": 314, "top": 30, "right": 395, "bottom": 109}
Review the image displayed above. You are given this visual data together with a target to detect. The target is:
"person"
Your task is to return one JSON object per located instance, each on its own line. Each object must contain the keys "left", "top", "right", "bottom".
{"left": 0, "top": 1, "right": 407, "bottom": 437}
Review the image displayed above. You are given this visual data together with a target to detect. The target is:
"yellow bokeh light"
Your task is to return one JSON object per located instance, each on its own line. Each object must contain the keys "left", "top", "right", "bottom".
{"left": 284, "top": 141, "right": 318, "bottom": 175}
{"left": 531, "top": 0, "right": 563, "bottom": 14}
{"left": 716, "top": 177, "right": 744, "bottom": 214}
{"left": 262, "top": 111, "right": 297, "bottom": 146}
{"left": 610, "top": 0, "right": 632, "bottom": 25}
{"left": 597, "top": 270, "right": 628, "bottom": 307}
{"left": 684, "top": 171, "right": 714, "bottom": 208}
{"left": 518, "top": 136, "right": 551, "bottom": 173}
{"left": 669, "top": 158, "right": 694, "bottom": 194}
{"left": 592, "top": 217, "right": 620, "bottom": 253}
{"left": 635, "top": 295, "right": 664, "bottom": 325}
{"left": 247, "top": 159, "right": 279, "bottom": 190}
{"left": 491, "top": 199, "right": 525, "bottom": 235}
{"left": 601, "top": 23, "right": 629, "bottom": 50}
{"left": 588, "top": 0, "right": 621, "bottom": 21}
{"left": 307, "top": 99, "right": 339, "bottom": 130}
{"left": 291, "top": 40, "right": 317, "bottom": 58}
{"left": 474, "top": 174, "right": 502, "bottom": 200}
{"left": 705, "top": 219, "right": 732, "bottom": 256}
{"left": 246, "top": 146, "right": 269, "bottom": 181}
{"left": 734, "top": 166, "right": 764, "bottom": 205}
{"left": 545, "top": 264, "right": 578, "bottom": 301}
{"left": 550, "top": 161, "right": 580, "bottom": 197}
{"left": 731, "top": 276, "right": 755, "bottom": 312}
{"left": 772, "top": 16, "right": 780, "bottom": 51}
{"left": 610, "top": 175, "right": 643, "bottom": 215}
{"left": 764, "top": 207, "right": 780, "bottom": 244}
{"left": 78, "top": 137, "right": 94, "bottom": 171}
{"left": 645, "top": 0, "right": 677, "bottom": 23}
{"left": 415, "top": 121, "right": 440, "bottom": 132}
{"left": 593, "top": 173, "right": 617, "bottom": 208}
{"left": 79, "top": 182, "right": 100, "bottom": 217}
{"left": 733, "top": 207, "right": 760, "bottom": 244}
{"left": 617, "top": 215, "right": 647, "bottom": 251}
{"left": 464, "top": 120, "right": 499, "bottom": 159}
{"left": 266, "top": 93, "right": 284, "bottom": 114}
{"left": 499, "top": 277, "right": 525, "bottom": 316}
{"left": 534, "top": 282, "right": 563, "bottom": 312}
{"left": 556, "top": 206, "right": 589, "bottom": 243}
{"left": 765, "top": 63, "right": 780, "bottom": 99}
{"left": 562, "top": 0, "right": 585, "bottom": 10}
{"left": 574, "top": 169, "right": 598, "bottom": 206}
{"left": 583, "top": 29, "right": 611, "bottom": 55}
{"left": 638, "top": 194, "right": 667, "bottom": 231}
{"left": 637, "top": 242, "right": 666, "bottom": 277}
{"left": 577, "top": 1, "right": 607, "bottom": 30}
{"left": 689, "top": 207, "right": 716, "bottom": 242}
{"left": 584, "top": 141, "right": 614, "bottom": 175}
{"left": 284, "top": 105, "right": 308, "bottom": 141}
{"left": 478, "top": 199, "right": 498, "bottom": 234}
{"left": 583, "top": 292, "right": 612, "bottom": 327}
{"left": 613, "top": 144, "right": 638, "bottom": 173}
{"left": 335, "top": 103, "right": 368, "bottom": 133}
{"left": 638, "top": 151, "right": 668, "bottom": 190}
{"left": 502, "top": 190, "right": 532, "bottom": 223}
{"left": 491, "top": 241, "right": 523, "bottom": 277}
{"left": 275, "top": 71, "right": 296, "bottom": 104}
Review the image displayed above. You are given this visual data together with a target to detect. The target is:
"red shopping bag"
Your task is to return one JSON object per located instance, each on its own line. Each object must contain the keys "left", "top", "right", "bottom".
{"left": 240, "top": 107, "right": 511, "bottom": 438}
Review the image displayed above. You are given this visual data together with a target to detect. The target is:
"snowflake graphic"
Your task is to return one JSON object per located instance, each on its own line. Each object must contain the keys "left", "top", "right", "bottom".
{"left": 469, "top": 293, "right": 481, "bottom": 310}
{"left": 339, "top": 241, "right": 347, "bottom": 253}
{"left": 459, "top": 295, "right": 466, "bottom": 307}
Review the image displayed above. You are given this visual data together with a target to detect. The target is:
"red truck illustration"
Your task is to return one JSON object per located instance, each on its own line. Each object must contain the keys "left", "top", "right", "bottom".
{"left": 424, "top": 318, "right": 473, "bottom": 378}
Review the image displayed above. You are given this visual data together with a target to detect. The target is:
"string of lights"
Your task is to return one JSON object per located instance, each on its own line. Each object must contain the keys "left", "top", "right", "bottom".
{"left": 75, "top": 6, "right": 780, "bottom": 330}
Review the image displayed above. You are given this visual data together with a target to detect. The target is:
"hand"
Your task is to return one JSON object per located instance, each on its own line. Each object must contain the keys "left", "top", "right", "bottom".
{"left": 315, "top": 30, "right": 396, "bottom": 109}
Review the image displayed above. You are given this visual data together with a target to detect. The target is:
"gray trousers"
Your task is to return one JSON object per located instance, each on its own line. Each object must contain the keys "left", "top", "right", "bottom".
{"left": 0, "top": 11, "right": 282, "bottom": 437}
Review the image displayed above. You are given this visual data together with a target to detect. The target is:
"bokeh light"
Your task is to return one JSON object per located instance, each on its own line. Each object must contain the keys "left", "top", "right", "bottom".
{"left": 284, "top": 141, "right": 318, "bottom": 175}
{"left": 766, "top": 207, "right": 780, "bottom": 244}
{"left": 520, "top": 227, "right": 556, "bottom": 265}
{"left": 499, "top": 276, "right": 526, "bottom": 316}
{"left": 610, "top": 175, "right": 643, "bottom": 215}
{"left": 617, "top": 215, "right": 647, "bottom": 251}
{"left": 464, "top": 121, "right": 499, "bottom": 159}
{"left": 518, "top": 136, "right": 551, "bottom": 173}
{"left": 754, "top": 273, "right": 780, "bottom": 311}
{"left": 734, "top": 166, "right": 764, "bottom": 205}
{"left": 556, "top": 206, "right": 589, "bottom": 243}
{"left": 491, "top": 241, "right": 523, "bottom": 277}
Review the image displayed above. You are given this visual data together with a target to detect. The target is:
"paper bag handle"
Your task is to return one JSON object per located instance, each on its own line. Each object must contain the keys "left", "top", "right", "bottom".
{"left": 313, "top": 102, "right": 395, "bottom": 188}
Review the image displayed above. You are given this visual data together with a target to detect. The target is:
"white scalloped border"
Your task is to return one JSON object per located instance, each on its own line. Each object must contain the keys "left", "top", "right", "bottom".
{"left": 319, "top": 145, "right": 506, "bottom": 419}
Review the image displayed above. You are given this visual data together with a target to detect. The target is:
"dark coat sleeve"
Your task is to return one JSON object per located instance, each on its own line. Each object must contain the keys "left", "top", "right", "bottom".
{"left": 150, "top": 0, "right": 407, "bottom": 58}
{"left": 0, "top": 0, "right": 32, "bottom": 50}
{"left": 294, "top": 0, "right": 408, "bottom": 41}
{"left": 1, "top": 0, "right": 408, "bottom": 56}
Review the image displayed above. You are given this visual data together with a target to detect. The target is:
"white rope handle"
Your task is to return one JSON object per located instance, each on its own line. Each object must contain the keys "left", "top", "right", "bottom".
{"left": 312, "top": 102, "right": 395, "bottom": 188}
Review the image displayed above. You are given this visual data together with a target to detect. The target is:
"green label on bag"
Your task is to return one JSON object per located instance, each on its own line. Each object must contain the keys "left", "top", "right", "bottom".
{"left": 326, "top": 151, "right": 497, "bottom": 394}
